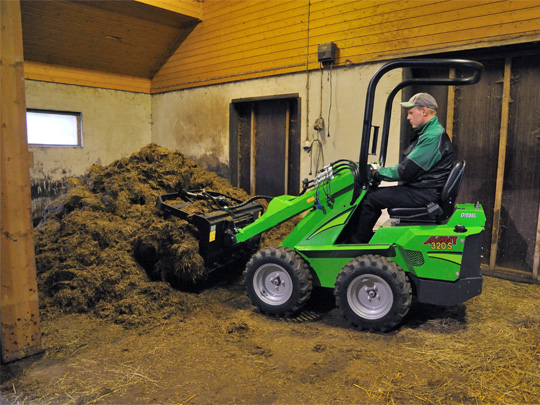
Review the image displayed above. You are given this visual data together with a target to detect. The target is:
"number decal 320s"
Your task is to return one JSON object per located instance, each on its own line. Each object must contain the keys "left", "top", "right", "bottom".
{"left": 424, "top": 236, "right": 458, "bottom": 250}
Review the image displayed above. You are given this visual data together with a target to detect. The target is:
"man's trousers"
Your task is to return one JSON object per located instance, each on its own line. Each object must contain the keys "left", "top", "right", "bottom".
{"left": 351, "top": 185, "right": 440, "bottom": 243}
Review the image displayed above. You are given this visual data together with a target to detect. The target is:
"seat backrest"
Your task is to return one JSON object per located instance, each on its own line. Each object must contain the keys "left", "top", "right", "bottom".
{"left": 440, "top": 160, "right": 466, "bottom": 216}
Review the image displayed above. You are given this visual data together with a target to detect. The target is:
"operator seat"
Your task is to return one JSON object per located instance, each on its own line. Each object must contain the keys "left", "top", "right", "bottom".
{"left": 387, "top": 160, "right": 466, "bottom": 223}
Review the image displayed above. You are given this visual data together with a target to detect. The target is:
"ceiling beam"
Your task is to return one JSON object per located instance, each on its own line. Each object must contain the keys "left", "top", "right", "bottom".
{"left": 25, "top": 61, "right": 152, "bottom": 93}
{"left": 134, "top": 0, "right": 203, "bottom": 21}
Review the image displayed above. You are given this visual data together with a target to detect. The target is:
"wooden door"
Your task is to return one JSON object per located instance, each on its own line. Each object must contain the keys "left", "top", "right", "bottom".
{"left": 495, "top": 56, "right": 540, "bottom": 274}
{"left": 407, "top": 46, "right": 540, "bottom": 279}
{"left": 230, "top": 96, "right": 300, "bottom": 197}
{"left": 452, "top": 58, "right": 504, "bottom": 265}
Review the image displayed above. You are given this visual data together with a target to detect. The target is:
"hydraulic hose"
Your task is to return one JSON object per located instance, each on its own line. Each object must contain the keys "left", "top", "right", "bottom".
{"left": 224, "top": 195, "right": 274, "bottom": 211}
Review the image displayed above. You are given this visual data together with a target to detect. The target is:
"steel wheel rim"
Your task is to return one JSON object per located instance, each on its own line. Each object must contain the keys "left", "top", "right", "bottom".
{"left": 253, "top": 264, "right": 293, "bottom": 305}
{"left": 347, "top": 274, "right": 393, "bottom": 319}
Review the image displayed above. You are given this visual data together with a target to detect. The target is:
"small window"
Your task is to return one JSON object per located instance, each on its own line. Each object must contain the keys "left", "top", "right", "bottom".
{"left": 26, "top": 109, "right": 82, "bottom": 147}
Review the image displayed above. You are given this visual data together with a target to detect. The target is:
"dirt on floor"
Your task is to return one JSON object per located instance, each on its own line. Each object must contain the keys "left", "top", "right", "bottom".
{"left": 1, "top": 144, "right": 540, "bottom": 404}
{"left": 2, "top": 276, "right": 540, "bottom": 404}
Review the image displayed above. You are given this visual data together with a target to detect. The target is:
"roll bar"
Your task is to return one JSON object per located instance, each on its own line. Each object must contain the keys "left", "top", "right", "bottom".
{"left": 358, "top": 59, "right": 483, "bottom": 189}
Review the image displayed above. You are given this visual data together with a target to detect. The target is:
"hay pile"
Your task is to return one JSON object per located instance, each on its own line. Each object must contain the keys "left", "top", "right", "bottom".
{"left": 34, "top": 143, "right": 257, "bottom": 326}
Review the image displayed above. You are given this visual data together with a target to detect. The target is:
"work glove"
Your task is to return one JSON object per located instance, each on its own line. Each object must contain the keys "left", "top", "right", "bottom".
{"left": 369, "top": 162, "right": 381, "bottom": 187}
{"left": 369, "top": 162, "right": 380, "bottom": 177}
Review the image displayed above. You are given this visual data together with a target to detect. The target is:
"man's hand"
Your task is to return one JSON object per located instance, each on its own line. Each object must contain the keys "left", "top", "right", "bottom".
{"left": 369, "top": 162, "right": 380, "bottom": 177}
{"left": 369, "top": 162, "right": 381, "bottom": 187}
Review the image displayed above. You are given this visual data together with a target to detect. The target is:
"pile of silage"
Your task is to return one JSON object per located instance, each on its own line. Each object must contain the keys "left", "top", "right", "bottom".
{"left": 34, "top": 143, "right": 254, "bottom": 326}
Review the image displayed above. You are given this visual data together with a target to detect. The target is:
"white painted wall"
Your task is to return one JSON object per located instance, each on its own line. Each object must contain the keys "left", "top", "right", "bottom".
{"left": 25, "top": 80, "right": 152, "bottom": 181}
{"left": 151, "top": 62, "right": 404, "bottom": 185}
{"left": 24, "top": 61, "right": 405, "bottom": 202}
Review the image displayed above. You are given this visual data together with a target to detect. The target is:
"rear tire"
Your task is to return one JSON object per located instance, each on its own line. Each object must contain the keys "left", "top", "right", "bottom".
{"left": 335, "top": 255, "right": 412, "bottom": 332}
{"left": 244, "top": 247, "right": 312, "bottom": 317}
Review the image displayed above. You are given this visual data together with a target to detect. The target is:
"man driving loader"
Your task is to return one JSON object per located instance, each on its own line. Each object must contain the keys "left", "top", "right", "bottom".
{"left": 351, "top": 92, "right": 456, "bottom": 243}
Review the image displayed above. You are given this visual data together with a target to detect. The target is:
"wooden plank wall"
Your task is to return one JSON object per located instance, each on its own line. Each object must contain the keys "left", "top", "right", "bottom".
{"left": 151, "top": 0, "right": 309, "bottom": 92}
{"left": 135, "top": 0, "right": 203, "bottom": 20}
{"left": 152, "top": 0, "right": 540, "bottom": 92}
{"left": 150, "top": 0, "right": 540, "bottom": 93}
{"left": 21, "top": 0, "right": 540, "bottom": 93}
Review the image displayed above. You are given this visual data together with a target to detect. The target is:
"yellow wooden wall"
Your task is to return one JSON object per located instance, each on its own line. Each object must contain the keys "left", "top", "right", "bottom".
{"left": 21, "top": 0, "right": 540, "bottom": 93}
{"left": 136, "top": 0, "right": 203, "bottom": 19}
{"left": 151, "top": 0, "right": 540, "bottom": 93}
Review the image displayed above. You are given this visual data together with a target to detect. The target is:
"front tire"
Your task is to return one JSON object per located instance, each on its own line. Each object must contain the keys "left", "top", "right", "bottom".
{"left": 335, "top": 255, "right": 412, "bottom": 332}
{"left": 244, "top": 247, "right": 312, "bottom": 317}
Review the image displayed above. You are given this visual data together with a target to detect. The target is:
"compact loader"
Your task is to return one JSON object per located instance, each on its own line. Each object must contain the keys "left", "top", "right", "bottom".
{"left": 159, "top": 59, "right": 486, "bottom": 332}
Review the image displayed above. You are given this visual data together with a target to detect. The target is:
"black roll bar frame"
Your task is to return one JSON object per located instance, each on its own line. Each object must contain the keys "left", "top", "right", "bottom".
{"left": 358, "top": 58, "right": 483, "bottom": 189}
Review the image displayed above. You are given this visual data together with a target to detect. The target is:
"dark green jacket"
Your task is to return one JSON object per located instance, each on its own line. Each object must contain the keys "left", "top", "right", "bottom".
{"left": 376, "top": 116, "right": 456, "bottom": 189}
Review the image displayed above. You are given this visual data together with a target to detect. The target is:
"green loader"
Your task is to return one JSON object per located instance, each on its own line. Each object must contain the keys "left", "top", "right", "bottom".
{"left": 159, "top": 59, "right": 486, "bottom": 332}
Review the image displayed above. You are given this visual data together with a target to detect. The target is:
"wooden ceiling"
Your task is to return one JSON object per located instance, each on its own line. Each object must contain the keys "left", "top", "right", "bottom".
{"left": 20, "top": 0, "right": 201, "bottom": 79}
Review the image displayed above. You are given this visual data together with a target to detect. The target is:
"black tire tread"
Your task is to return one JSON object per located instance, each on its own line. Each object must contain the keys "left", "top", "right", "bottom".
{"left": 335, "top": 254, "right": 412, "bottom": 332}
{"left": 244, "top": 246, "right": 313, "bottom": 317}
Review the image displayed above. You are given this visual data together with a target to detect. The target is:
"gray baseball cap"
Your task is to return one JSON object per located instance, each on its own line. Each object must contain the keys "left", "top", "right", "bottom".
{"left": 400, "top": 93, "right": 438, "bottom": 109}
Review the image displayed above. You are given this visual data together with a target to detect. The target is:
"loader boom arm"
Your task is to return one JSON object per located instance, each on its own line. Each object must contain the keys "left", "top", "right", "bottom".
{"left": 234, "top": 194, "right": 312, "bottom": 243}
{"left": 235, "top": 162, "right": 358, "bottom": 243}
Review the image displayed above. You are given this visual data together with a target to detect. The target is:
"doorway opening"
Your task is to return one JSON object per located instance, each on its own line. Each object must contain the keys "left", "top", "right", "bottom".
{"left": 229, "top": 95, "right": 301, "bottom": 197}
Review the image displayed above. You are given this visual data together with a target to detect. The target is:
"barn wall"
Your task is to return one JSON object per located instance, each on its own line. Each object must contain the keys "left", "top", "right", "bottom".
{"left": 25, "top": 61, "right": 403, "bottom": 220}
{"left": 151, "top": 0, "right": 540, "bottom": 92}
{"left": 20, "top": 1, "right": 540, "bottom": 277}
{"left": 135, "top": 0, "right": 203, "bottom": 20}
{"left": 152, "top": 62, "right": 403, "bottom": 183}
{"left": 21, "top": 1, "right": 540, "bottom": 94}
{"left": 25, "top": 80, "right": 152, "bottom": 220}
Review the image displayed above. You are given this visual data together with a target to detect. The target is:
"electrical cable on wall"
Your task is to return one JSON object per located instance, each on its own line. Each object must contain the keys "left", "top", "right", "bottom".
{"left": 309, "top": 137, "right": 324, "bottom": 176}
{"left": 302, "top": 0, "right": 324, "bottom": 176}
{"left": 317, "top": 63, "right": 324, "bottom": 131}
{"left": 303, "top": 2, "right": 337, "bottom": 176}
{"left": 304, "top": 64, "right": 324, "bottom": 175}
{"left": 327, "top": 63, "right": 333, "bottom": 137}
{"left": 303, "top": 0, "right": 311, "bottom": 154}
{"left": 307, "top": 61, "right": 335, "bottom": 174}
